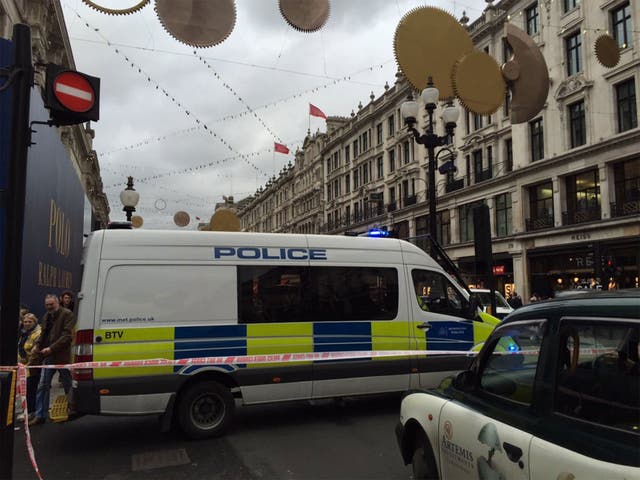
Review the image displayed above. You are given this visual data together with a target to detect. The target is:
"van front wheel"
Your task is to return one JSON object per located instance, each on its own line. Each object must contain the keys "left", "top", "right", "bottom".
{"left": 177, "top": 381, "right": 234, "bottom": 439}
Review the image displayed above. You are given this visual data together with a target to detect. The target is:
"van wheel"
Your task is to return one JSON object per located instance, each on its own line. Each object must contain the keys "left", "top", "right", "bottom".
{"left": 412, "top": 431, "right": 439, "bottom": 480}
{"left": 177, "top": 381, "right": 234, "bottom": 439}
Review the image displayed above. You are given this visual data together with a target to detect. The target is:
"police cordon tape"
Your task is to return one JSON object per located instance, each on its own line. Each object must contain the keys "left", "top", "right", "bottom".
{"left": 3, "top": 345, "right": 618, "bottom": 479}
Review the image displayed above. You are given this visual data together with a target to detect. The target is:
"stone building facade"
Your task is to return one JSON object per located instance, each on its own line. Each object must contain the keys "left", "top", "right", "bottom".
{"left": 1, "top": 0, "right": 110, "bottom": 226}
{"left": 238, "top": 0, "right": 639, "bottom": 300}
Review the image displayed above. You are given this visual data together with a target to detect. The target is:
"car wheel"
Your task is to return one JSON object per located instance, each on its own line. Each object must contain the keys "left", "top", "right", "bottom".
{"left": 412, "top": 432, "right": 439, "bottom": 480}
{"left": 177, "top": 380, "right": 234, "bottom": 439}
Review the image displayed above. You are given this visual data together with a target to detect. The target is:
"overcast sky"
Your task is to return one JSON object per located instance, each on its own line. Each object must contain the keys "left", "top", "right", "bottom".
{"left": 61, "top": 0, "right": 488, "bottom": 229}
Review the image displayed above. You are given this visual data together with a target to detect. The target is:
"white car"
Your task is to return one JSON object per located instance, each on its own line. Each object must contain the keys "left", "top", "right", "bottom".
{"left": 470, "top": 288, "right": 514, "bottom": 319}
{"left": 396, "top": 290, "right": 640, "bottom": 480}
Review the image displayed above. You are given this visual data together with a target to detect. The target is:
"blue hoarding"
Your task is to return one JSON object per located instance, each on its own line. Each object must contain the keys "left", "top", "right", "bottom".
{"left": 18, "top": 90, "right": 85, "bottom": 317}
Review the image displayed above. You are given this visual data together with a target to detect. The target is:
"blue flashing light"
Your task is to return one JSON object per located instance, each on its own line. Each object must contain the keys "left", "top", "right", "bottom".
{"left": 508, "top": 344, "right": 518, "bottom": 352}
{"left": 367, "top": 228, "right": 389, "bottom": 237}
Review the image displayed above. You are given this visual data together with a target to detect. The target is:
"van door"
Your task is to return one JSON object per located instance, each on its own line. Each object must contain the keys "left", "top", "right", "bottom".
{"left": 310, "top": 265, "right": 413, "bottom": 398}
{"left": 408, "top": 267, "right": 476, "bottom": 387}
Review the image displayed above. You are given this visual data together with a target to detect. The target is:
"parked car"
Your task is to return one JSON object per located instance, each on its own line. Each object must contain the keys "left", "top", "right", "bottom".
{"left": 396, "top": 289, "right": 640, "bottom": 480}
{"left": 470, "top": 288, "right": 514, "bottom": 319}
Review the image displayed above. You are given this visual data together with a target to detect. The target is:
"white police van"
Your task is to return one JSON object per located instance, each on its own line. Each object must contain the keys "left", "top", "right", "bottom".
{"left": 72, "top": 229, "right": 499, "bottom": 438}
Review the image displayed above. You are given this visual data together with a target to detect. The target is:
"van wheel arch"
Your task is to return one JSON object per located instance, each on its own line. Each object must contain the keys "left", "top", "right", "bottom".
{"left": 172, "top": 371, "right": 240, "bottom": 438}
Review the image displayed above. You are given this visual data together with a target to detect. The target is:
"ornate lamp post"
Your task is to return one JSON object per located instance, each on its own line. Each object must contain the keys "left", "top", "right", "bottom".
{"left": 119, "top": 176, "right": 139, "bottom": 222}
{"left": 400, "top": 76, "right": 460, "bottom": 242}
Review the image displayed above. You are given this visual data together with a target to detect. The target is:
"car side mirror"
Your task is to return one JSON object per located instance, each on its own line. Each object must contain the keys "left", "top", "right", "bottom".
{"left": 453, "top": 370, "right": 475, "bottom": 391}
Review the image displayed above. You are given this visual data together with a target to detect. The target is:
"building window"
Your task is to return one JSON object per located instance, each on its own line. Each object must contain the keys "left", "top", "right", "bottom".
{"left": 565, "top": 31, "right": 582, "bottom": 76}
{"left": 389, "top": 149, "right": 396, "bottom": 172}
{"left": 437, "top": 210, "right": 451, "bottom": 246}
{"left": 563, "top": 0, "right": 578, "bottom": 13}
{"left": 362, "top": 163, "right": 369, "bottom": 184}
{"left": 473, "top": 113, "right": 483, "bottom": 131}
{"left": 362, "top": 132, "right": 368, "bottom": 152}
{"left": 388, "top": 115, "right": 395, "bottom": 136}
{"left": 377, "top": 156, "right": 384, "bottom": 179}
{"left": 565, "top": 169, "right": 600, "bottom": 224}
{"left": 527, "top": 181, "right": 554, "bottom": 230}
{"left": 568, "top": 100, "right": 586, "bottom": 148}
{"left": 345, "top": 173, "right": 350, "bottom": 194}
{"left": 526, "top": 2, "right": 539, "bottom": 36}
{"left": 495, "top": 193, "right": 512, "bottom": 237}
{"left": 353, "top": 139, "right": 359, "bottom": 158}
{"left": 376, "top": 123, "right": 383, "bottom": 145}
{"left": 612, "top": 158, "right": 640, "bottom": 217}
{"left": 505, "top": 138, "right": 513, "bottom": 173}
{"left": 334, "top": 178, "right": 340, "bottom": 198}
{"left": 612, "top": 2, "right": 632, "bottom": 49}
{"left": 473, "top": 150, "right": 483, "bottom": 183}
{"left": 459, "top": 200, "right": 485, "bottom": 243}
{"left": 530, "top": 118, "right": 544, "bottom": 161}
{"left": 403, "top": 141, "right": 410, "bottom": 164}
{"left": 345, "top": 145, "right": 350, "bottom": 163}
{"left": 616, "top": 78, "right": 637, "bottom": 133}
{"left": 465, "top": 109, "right": 470, "bottom": 135}
{"left": 327, "top": 183, "right": 332, "bottom": 201}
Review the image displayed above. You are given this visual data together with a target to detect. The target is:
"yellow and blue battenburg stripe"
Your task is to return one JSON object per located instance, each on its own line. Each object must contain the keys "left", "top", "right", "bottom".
{"left": 92, "top": 318, "right": 498, "bottom": 378}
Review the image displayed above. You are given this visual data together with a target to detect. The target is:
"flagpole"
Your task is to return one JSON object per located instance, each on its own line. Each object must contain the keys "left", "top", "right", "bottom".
{"left": 308, "top": 103, "right": 311, "bottom": 132}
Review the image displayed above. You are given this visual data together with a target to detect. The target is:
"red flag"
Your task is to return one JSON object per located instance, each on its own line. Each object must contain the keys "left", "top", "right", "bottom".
{"left": 274, "top": 142, "right": 290, "bottom": 154}
{"left": 309, "top": 103, "right": 327, "bottom": 119}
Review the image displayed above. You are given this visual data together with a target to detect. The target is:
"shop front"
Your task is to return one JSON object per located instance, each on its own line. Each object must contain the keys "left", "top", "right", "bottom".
{"left": 527, "top": 238, "right": 640, "bottom": 299}
{"left": 457, "top": 253, "right": 514, "bottom": 298}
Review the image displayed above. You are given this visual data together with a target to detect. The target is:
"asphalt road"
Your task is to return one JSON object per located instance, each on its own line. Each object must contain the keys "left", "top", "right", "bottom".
{"left": 12, "top": 394, "right": 413, "bottom": 480}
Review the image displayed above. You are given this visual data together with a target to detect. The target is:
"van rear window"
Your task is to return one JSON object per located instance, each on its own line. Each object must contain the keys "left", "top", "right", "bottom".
{"left": 238, "top": 266, "right": 398, "bottom": 323}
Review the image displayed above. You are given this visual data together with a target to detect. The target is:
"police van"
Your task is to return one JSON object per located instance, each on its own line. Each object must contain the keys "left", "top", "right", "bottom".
{"left": 72, "top": 229, "right": 499, "bottom": 438}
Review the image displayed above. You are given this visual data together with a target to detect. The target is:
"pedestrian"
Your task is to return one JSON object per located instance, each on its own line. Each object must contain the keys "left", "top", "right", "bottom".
{"left": 529, "top": 292, "right": 540, "bottom": 303}
{"left": 59, "top": 290, "right": 75, "bottom": 312}
{"left": 17, "top": 313, "right": 41, "bottom": 418}
{"left": 29, "top": 294, "right": 76, "bottom": 426}
{"left": 510, "top": 291, "right": 523, "bottom": 309}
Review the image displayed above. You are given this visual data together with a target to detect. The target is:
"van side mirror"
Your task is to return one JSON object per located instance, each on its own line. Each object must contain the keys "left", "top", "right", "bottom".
{"left": 453, "top": 370, "right": 475, "bottom": 391}
{"left": 467, "top": 293, "right": 480, "bottom": 319}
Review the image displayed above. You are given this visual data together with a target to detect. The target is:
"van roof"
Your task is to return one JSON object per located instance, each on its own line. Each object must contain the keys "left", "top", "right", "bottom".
{"left": 91, "top": 229, "right": 441, "bottom": 268}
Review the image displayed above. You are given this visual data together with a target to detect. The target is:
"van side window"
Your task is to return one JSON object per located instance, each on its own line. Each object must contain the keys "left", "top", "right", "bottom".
{"left": 237, "top": 266, "right": 398, "bottom": 324}
{"left": 237, "top": 266, "right": 309, "bottom": 324}
{"left": 411, "top": 269, "right": 466, "bottom": 317}
{"left": 555, "top": 321, "right": 639, "bottom": 432}
{"left": 311, "top": 266, "right": 398, "bottom": 321}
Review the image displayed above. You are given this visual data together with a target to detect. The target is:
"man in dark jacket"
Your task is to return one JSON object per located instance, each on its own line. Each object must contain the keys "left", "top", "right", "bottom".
{"left": 29, "top": 294, "right": 76, "bottom": 425}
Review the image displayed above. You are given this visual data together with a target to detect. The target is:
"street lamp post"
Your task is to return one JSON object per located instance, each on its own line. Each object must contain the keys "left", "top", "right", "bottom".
{"left": 119, "top": 176, "right": 139, "bottom": 222}
{"left": 400, "top": 76, "right": 460, "bottom": 243}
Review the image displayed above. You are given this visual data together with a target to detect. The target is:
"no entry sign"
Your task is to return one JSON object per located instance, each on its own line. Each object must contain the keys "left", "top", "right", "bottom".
{"left": 53, "top": 72, "right": 95, "bottom": 112}
{"left": 45, "top": 64, "right": 100, "bottom": 125}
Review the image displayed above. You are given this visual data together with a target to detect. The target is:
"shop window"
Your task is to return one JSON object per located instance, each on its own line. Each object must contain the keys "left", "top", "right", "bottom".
{"left": 565, "top": 170, "right": 600, "bottom": 224}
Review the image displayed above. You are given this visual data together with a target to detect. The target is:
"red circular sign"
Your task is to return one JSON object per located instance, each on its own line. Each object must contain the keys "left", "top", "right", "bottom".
{"left": 53, "top": 72, "right": 95, "bottom": 113}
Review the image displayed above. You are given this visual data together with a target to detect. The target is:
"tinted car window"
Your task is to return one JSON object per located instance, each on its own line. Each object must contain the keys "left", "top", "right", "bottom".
{"left": 555, "top": 321, "right": 639, "bottom": 432}
{"left": 479, "top": 321, "right": 546, "bottom": 405}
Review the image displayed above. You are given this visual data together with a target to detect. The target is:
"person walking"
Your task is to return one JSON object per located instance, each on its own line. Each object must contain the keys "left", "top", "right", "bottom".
{"left": 17, "top": 313, "right": 41, "bottom": 418}
{"left": 29, "top": 294, "right": 76, "bottom": 426}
